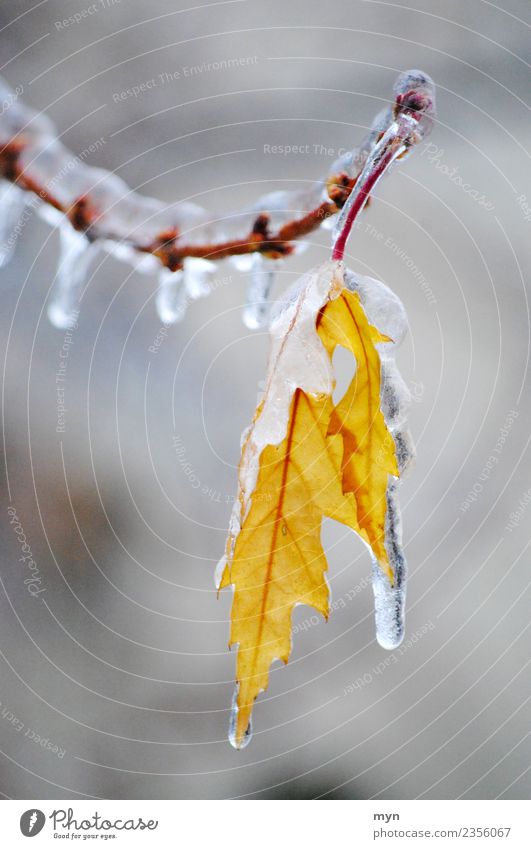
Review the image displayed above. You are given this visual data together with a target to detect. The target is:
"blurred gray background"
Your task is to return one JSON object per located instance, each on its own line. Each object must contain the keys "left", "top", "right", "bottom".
{"left": 0, "top": 0, "right": 529, "bottom": 800}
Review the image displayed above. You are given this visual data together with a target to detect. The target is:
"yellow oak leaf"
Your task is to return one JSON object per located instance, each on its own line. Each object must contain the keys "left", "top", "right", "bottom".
{"left": 219, "top": 262, "right": 400, "bottom": 748}
{"left": 219, "top": 387, "right": 358, "bottom": 747}
{"left": 317, "top": 288, "right": 399, "bottom": 580}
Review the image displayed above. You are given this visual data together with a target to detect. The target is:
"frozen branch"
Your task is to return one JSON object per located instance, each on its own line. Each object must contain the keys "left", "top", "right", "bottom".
{"left": 0, "top": 71, "right": 435, "bottom": 328}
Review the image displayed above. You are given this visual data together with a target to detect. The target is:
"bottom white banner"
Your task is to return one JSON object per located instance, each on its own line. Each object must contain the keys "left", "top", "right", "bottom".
{"left": 1, "top": 799, "right": 528, "bottom": 847}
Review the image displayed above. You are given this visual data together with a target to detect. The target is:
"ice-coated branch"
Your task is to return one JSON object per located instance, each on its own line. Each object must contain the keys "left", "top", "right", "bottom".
{"left": 0, "top": 70, "right": 435, "bottom": 328}
{"left": 332, "top": 71, "right": 436, "bottom": 261}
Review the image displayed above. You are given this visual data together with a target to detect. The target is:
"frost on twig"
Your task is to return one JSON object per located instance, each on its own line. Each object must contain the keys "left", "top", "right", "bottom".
{"left": 0, "top": 70, "right": 435, "bottom": 328}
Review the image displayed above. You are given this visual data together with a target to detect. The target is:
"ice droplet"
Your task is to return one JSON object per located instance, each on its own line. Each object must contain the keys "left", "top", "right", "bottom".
{"left": 48, "top": 225, "right": 97, "bottom": 329}
{"left": 184, "top": 257, "right": 214, "bottom": 299}
{"left": 393, "top": 69, "right": 436, "bottom": 144}
{"left": 155, "top": 268, "right": 187, "bottom": 324}
{"left": 321, "top": 215, "right": 336, "bottom": 231}
{"left": 242, "top": 255, "right": 276, "bottom": 329}
{"left": 228, "top": 689, "right": 252, "bottom": 750}
{"left": 0, "top": 181, "right": 28, "bottom": 268}
{"left": 230, "top": 255, "right": 255, "bottom": 272}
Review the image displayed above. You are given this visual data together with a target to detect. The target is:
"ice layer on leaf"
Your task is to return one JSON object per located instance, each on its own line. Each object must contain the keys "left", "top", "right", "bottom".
{"left": 344, "top": 268, "right": 413, "bottom": 649}
{"left": 220, "top": 259, "right": 340, "bottom": 561}
{"left": 219, "top": 260, "right": 413, "bottom": 747}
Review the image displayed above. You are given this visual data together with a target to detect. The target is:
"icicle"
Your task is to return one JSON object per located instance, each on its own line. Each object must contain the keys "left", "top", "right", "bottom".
{"left": 371, "top": 485, "right": 407, "bottom": 650}
{"left": 48, "top": 225, "right": 97, "bottom": 329}
{"left": 228, "top": 688, "right": 253, "bottom": 750}
{"left": 230, "top": 255, "right": 255, "bottom": 272}
{"left": 371, "top": 477, "right": 408, "bottom": 649}
{"left": 371, "top": 559, "right": 405, "bottom": 650}
{"left": 0, "top": 181, "right": 28, "bottom": 268}
{"left": 155, "top": 268, "right": 187, "bottom": 324}
{"left": 371, "top": 419, "right": 412, "bottom": 650}
{"left": 183, "top": 257, "right": 214, "bottom": 299}
{"left": 242, "top": 255, "right": 277, "bottom": 330}
{"left": 37, "top": 202, "right": 65, "bottom": 228}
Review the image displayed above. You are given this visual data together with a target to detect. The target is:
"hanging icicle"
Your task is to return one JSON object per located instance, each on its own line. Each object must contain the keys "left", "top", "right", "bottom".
{"left": 228, "top": 689, "right": 252, "bottom": 750}
{"left": 370, "top": 487, "right": 407, "bottom": 650}
{"left": 242, "top": 254, "right": 277, "bottom": 330}
{"left": 183, "top": 257, "right": 215, "bottom": 299}
{"left": 48, "top": 224, "right": 98, "bottom": 329}
{"left": 0, "top": 181, "right": 29, "bottom": 269}
{"left": 155, "top": 268, "right": 187, "bottom": 324}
